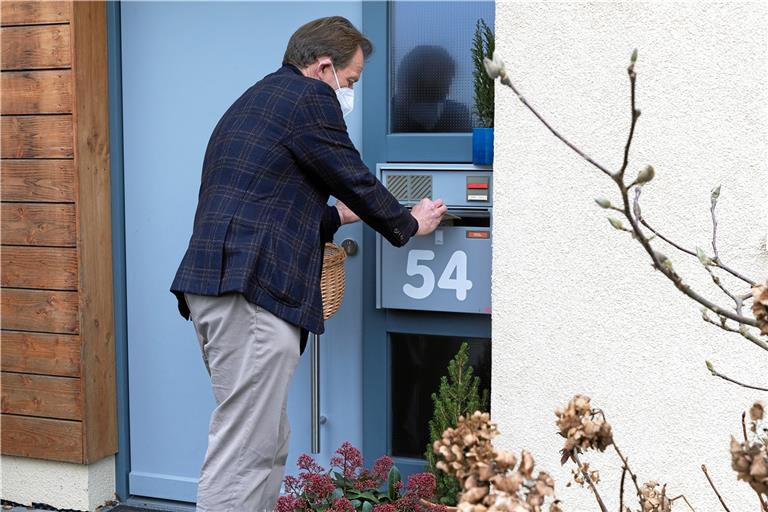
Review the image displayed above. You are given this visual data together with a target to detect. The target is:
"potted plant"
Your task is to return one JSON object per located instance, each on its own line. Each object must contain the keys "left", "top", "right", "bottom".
{"left": 471, "top": 18, "right": 495, "bottom": 165}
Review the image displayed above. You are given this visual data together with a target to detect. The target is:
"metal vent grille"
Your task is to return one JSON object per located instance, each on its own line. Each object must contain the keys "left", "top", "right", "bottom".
{"left": 386, "top": 175, "right": 432, "bottom": 202}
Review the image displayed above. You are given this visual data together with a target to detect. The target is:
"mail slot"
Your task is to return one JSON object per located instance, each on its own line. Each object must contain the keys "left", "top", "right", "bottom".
{"left": 376, "top": 163, "right": 492, "bottom": 315}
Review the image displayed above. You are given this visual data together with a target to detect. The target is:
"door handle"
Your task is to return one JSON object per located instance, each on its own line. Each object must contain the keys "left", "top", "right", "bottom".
{"left": 341, "top": 238, "right": 358, "bottom": 256}
{"left": 311, "top": 332, "right": 321, "bottom": 454}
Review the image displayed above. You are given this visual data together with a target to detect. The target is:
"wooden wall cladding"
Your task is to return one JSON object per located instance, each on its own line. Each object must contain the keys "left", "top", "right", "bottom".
{"left": 1, "top": 415, "right": 83, "bottom": 463}
{"left": 1, "top": 116, "right": 74, "bottom": 158}
{"left": 1, "top": 331, "right": 81, "bottom": 377}
{"left": 1, "top": 203, "right": 77, "bottom": 246}
{"left": 1, "top": 1, "right": 71, "bottom": 26}
{"left": 0, "top": 160, "right": 75, "bottom": 202}
{"left": 1, "top": 71, "right": 73, "bottom": 114}
{"left": 0, "top": 25, "right": 72, "bottom": 70}
{"left": 0, "top": 1, "right": 116, "bottom": 465}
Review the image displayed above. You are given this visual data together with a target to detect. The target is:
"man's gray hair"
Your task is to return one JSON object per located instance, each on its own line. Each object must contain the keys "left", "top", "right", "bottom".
{"left": 283, "top": 16, "right": 373, "bottom": 69}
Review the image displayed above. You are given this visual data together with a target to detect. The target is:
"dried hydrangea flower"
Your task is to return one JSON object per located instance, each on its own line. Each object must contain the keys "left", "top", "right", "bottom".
{"left": 639, "top": 481, "right": 672, "bottom": 512}
{"left": 752, "top": 281, "right": 768, "bottom": 335}
{"left": 730, "top": 436, "right": 768, "bottom": 494}
{"left": 555, "top": 395, "right": 614, "bottom": 456}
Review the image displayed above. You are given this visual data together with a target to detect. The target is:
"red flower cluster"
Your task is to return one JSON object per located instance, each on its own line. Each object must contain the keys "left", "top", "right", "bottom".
{"left": 279, "top": 443, "right": 438, "bottom": 512}
{"left": 330, "top": 441, "right": 364, "bottom": 478}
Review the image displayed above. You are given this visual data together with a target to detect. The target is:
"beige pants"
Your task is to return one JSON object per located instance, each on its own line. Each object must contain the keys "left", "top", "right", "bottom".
{"left": 185, "top": 293, "right": 300, "bottom": 512}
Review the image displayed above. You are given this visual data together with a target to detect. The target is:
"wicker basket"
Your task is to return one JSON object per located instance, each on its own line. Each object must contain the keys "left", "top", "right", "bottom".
{"left": 320, "top": 243, "right": 347, "bottom": 320}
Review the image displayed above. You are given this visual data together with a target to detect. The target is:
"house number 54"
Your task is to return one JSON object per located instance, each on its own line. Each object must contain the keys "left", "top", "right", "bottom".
{"left": 402, "top": 250, "right": 473, "bottom": 301}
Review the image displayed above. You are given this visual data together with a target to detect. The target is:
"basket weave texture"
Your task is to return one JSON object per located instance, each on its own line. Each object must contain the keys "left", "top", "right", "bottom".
{"left": 320, "top": 243, "right": 347, "bottom": 320}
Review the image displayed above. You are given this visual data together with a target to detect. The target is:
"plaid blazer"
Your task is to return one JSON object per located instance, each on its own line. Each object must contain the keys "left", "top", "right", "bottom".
{"left": 171, "top": 64, "right": 417, "bottom": 337}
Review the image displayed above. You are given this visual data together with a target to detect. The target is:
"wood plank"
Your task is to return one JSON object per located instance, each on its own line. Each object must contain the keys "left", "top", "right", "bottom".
{"left": 1, "top": 246, "right": 78, "bottom": 289}
{"left": 0, "top": 289, "right": 79, "bottom": 334}
{"left": 72, "top": 1, "right": 117, "bottom": 463}
{"left": 1, "top": 2, "right": 71, "bottom": 26}
{"left": 0, "top": 159, "right": 75, "bottom": 202}
{"left": 0, "top": 24, "right": 71, "bottom": 70}
{"left": 1, "top": 203, "right": 76, "bottom": 246}
{"left": 1, "top": 331, "right": 80, "bottom": 377}
{"left": 1, "top": 372, "right": 82, "bottom": 420}
{"left": 1, "top": 414, "right": 82, "bottom": 463}
{"left": 1, "top": 70, "right": 73, "bottom": 114}
{"left": 1, "top": 115, "right": 73, "bottom": 158}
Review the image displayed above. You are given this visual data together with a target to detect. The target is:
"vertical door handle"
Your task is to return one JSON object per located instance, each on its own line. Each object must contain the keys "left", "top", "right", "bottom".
{"left": 310, "top": 333, "right": 321, "bottom": 454}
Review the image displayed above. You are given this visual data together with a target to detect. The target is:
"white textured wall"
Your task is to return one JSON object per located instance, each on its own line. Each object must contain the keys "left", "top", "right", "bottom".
{"left": 492, "top": 2, "right": 767, "bottom": 510}
{"left": 0, "top": 455, "right": 115, "bottom": 511}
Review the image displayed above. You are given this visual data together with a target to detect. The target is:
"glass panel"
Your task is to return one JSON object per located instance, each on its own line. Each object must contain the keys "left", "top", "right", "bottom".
{"left": 390, "top": 333, "right": 491, "bottom": 459}
{"left": 390, "top": 1, "right": 495, "bottom": 134}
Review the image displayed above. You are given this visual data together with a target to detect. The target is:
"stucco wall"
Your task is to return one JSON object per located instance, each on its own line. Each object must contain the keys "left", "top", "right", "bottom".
{"left": 492, "top": 2, "right": 767, "bottom": 510}
{"left": 1, "top": 455, "right": 115, "bottom": 511}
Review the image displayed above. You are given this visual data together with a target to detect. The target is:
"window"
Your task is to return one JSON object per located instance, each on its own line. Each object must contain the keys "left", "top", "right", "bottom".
{"left": 390, "top": 333, "right": 491, "bottom": 459}
{"left": 389, "top": 2, "right": 495, "bottom": 134}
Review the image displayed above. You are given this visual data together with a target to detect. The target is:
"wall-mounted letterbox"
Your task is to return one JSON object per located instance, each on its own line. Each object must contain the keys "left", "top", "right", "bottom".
{"left": 376, "top": 163, "right": 492, "bottom": 315}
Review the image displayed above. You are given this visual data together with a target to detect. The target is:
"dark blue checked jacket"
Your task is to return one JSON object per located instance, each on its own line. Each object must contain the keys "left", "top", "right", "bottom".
{"left": 171, "top": 64, "right": 417, "bottom": 345}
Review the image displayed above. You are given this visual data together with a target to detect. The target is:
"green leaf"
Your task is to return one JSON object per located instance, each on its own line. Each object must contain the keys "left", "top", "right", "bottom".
{"left": 351, "top": 500, "right": 362, "bottom": 509}
{"left": 332, "top": 488, "right": 344, "bottom": 500}
{"left": 387, "top": 466, "right": 401, "bottom": 500}
{"left": 630, "top": 48, "right": 638, "bottom": 63}
{"left": 359, "top": 492, "right": 379, "bottom": 503}
{"left": 361, "top": 502, "right": 373, "bottom": 512}
{"left": 706, "top": 360, "right": 714, "bottom": 373}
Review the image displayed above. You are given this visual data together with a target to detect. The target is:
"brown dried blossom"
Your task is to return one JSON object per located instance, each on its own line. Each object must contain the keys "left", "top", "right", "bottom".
{"left": 730, "top": 435, "right": 768, "bottom": 495}
{"left": 639, "top": 481, "right": 672, "bottom": 512}
{"left": 555, "top": 395, "right": 614, "bottom": 459}
{"left": 751, "top": 401, "right": 765, "bottom": 422}
{"left": 753, "top": 281, "right": 768, "bottom": 336}
{"left": 434, "top": 411, "right": 559, "bottom": 512}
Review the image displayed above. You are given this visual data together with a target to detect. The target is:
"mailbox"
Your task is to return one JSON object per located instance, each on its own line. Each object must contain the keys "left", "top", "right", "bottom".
{"left": 376, "top": 163, "right": 492, "bottom": 315}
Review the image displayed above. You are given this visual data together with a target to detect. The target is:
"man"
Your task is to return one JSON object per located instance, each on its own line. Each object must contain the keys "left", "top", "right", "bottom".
{"left": 171, "top": 16, "right": 446, "bottom": 512}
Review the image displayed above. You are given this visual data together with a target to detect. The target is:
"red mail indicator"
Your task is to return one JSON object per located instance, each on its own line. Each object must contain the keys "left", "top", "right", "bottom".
{"left": 467, "top": 230, "right": 490, "bottom": 239}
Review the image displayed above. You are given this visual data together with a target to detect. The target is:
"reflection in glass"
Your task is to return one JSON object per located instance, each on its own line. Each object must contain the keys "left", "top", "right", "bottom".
{"left": 390, "top": 1, "right": 495, "bottom": 134}
{"left": 391, "top": 46, "right": 471, "bottom": 133}
{"left": 390, "top": 333, "right": 491, "bottom": 459}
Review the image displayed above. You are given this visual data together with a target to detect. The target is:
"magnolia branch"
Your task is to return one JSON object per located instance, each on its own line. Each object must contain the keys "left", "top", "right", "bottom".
{"left": 484, "top": 51, "right": 767, "bottom": 353}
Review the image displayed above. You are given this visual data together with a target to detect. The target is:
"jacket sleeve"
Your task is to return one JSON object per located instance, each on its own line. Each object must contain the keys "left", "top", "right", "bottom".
{"left": 320, "top": 205, "right": 341, "bottom": 244}
{"left": 289, "top": 83, "right": 418, "bottom": 247}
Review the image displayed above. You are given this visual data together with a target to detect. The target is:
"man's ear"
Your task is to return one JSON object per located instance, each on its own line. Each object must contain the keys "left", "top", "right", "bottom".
{"left": 315, "top": 56, "right": 333, "bottom": 78}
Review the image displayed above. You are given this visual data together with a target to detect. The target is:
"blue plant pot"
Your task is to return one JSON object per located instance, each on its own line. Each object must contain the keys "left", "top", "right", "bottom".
{"left": 472, "top": 127, "right": 494, "bottom": 165}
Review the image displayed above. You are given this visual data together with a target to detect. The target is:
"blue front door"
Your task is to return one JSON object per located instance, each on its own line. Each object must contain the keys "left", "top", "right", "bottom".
{"left": 120, "top": 1, "right": 365, "bottom": 502}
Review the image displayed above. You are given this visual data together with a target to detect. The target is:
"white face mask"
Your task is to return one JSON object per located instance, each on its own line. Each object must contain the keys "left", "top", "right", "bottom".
{"left": 331, "top": 63, "right": 354, "bottom": 118}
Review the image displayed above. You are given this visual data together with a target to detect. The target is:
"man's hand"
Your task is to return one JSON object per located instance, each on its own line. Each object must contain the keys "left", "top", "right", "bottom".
{"left": 335, "top": 200, "right": 360, "bottom": 225}
{"left": 411, "top": 197, "right": 447, "bottom": 236}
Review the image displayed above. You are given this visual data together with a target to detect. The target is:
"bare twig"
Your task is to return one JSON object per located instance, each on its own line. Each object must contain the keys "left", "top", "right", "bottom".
{"left": 612, "top": 444, "right": 643, "bottom": 505}
{"left": 704, "top": 266, "right": 740, "bottom": 304}
{"left": 705, "top": 361, "right": 768, "bottom": 392}
{"left": 670, "top": 494, "right": 697, "bottom": 511}
{"left": 619, "top": 466, "right": 627, "bottom": 512}
{"left": 572, "top": 452, "right": 609, "bottom": 512}
{"left": 711, "top": 186, "right": 720, "bottom": 261}
{"left": 619, "top": 58, "right": 640, "bottom": 179}
{"left": 700, "top": 314, "right": 768, "bottom": 353}
{"left": 742, "top": 412, "right": 749, "bottom": 442}
{"left": 638, "top": 216, "right": 756, "bottom": 285}
{"left": 497, "top": 74, "right": 614, "bottom": 178}
{"left": 701, "top": 465, "right": 732, "bottom": 512}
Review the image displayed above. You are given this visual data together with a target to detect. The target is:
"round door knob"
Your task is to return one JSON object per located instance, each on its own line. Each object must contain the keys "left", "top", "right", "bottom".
{"left": 341, "top": 238, "right": 358, "bottom": 256}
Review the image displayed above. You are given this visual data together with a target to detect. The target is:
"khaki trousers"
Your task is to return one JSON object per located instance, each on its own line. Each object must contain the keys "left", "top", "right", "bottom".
{"left": 185, "top": 293, "right": 300, "bottom": 512}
